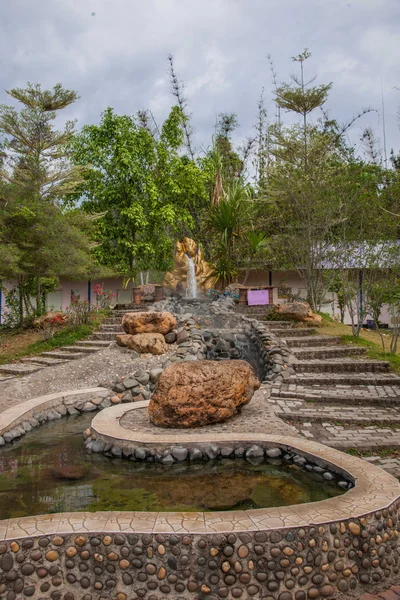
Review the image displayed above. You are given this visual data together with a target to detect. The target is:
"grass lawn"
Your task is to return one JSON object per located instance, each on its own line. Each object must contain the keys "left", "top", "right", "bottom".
{"left": 317, "top": 315, "right": 400, "bottom": 372}
{"left": 0, "top": 313, "right": 107, "bottom": 365}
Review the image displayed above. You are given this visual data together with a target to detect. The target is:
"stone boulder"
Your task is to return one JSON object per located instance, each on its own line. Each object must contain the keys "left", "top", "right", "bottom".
{"left": 33, "top": 312, "right": 68, "bottom": 329}
{"left": 275, "top": 301, "right": 322, "bottom": 325}
{"left": 116, "top": 333, "right": 167, "bottom": 355}
{"left": 148, "top": 360, "right": 260, "bottom": 428}
{"left": 122, "top": 311, "right": 176, "bottom": 335}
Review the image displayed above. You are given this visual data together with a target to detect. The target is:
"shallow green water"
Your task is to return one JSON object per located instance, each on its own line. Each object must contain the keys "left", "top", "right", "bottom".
{"left": 0, "top": 415, "right": 345, "bottom": 519}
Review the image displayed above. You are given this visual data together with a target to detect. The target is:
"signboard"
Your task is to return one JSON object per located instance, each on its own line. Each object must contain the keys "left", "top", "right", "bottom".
{"left": 247, "top": 289, "right": 270, "bottom": 306}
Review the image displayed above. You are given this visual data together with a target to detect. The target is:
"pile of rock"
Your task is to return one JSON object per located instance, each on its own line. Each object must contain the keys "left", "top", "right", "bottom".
{"left": 243, "top": 318, "right": 296, "bottom": 382}
{"left": 163, "top": 312, "right": 207, "bottom": 367}
{"left": 275, "top": 301, "right": 322, "bottom": 325}
{"left": 116, "top": 311, "right": 176, "bottom": 355}
{"left": 204, "top": 329, "right": 246, "bottom": 361}
{"left": 109, "top": 368, "right": 164, "bottom": 404}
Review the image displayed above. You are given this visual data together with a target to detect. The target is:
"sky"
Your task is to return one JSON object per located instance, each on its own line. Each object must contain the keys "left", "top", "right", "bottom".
{"left": 1, "top": 0, "right": 400, "bottom": 164}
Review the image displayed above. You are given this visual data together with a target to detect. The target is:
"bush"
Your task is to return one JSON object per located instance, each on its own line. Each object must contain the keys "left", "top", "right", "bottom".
{"left": 65, "top": 298, "right": 98, "bottom": 326}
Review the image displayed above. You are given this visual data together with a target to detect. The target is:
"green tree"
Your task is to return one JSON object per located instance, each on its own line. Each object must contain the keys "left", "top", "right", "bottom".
{"left": 0, "top": 83, "right": 95, "bottom": 324}
{"left": 208, "top": 180, "right": 253, "bottom": 286}
{"left": 69, "top": 106, "right": 208, "bottom": 281}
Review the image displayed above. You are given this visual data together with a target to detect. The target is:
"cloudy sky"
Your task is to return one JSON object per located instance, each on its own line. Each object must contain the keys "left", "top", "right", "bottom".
{"left": 1, "top": 0, "right": 400, "bottom": 163}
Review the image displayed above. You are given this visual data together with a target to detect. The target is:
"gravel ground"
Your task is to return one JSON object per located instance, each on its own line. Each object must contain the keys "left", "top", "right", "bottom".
{"left": 0, "top": 344, "right": 174, "bottom": 411}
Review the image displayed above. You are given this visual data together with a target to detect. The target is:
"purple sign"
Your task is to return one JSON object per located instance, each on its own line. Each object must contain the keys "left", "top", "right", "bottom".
{"left": 247, "top": 289, "right": 270, "bottom": 306}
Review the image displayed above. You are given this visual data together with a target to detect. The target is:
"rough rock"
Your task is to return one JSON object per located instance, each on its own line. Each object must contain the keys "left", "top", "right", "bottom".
{"left": 275, "top": 301, "right": 323, "bottom": 324}
{"left": 122, "top": 311, "right": 176, "bottom": 335}
{"left": 116, "top": 333, "right": 167, "bottom": 355}
{"left": 33, "top": 311, "right": 68, "bottom": 329}
{"left": 165, "top": 332, "right": 177, "bottom": 344}
{"left": 148, "top": 359, "right": 260, "bottom": 428}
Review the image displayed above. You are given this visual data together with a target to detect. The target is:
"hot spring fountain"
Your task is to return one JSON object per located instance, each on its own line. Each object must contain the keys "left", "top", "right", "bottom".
{"left": 185, "top": 255, "right": 198, "bottom": 298}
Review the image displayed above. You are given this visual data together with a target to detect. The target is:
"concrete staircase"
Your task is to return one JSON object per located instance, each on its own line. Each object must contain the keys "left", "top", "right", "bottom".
{"left": 265, "top": 319, "right": 400, "bottom": 464}
{"left": 0, "top": 308, "right": 143, "bottom": 378}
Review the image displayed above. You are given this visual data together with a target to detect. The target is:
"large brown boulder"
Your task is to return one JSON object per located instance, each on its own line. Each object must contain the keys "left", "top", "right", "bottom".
{"left": 275, "top": 301, "right": 323, "bottom": 324}
{"left": 122, "top": 311, "right": 176, "bottom": 335}
{"left": 148, "top": 360, "right": 260, "bottom": 428}
{"left": 116, "top": 333, "right": 167, "bottom": 355}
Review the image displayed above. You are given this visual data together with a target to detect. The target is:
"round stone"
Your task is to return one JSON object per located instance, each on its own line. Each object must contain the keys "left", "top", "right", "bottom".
{"left": 349, "top": 522, "right": 361, "bottom": 535}
{"left": 52, "top": 537, "right": 64, "bottom": 546}
{"left": 90, "top": 537, "right": 101, "bottom": 547}
{"left": 21, "top": 564, "right": 35, "bottom": 576}
{"left": 66, "top": 547, "right": 77, "bottom": 558}
{"left": 308, "top": 588, "right": 320, "bottom": 599}
{"left": 1, "top": 554, "right": 13, "bottom": 571}
{"left": 279, "top": 593, "right": 292, "bottom": 600}
{"left": 248, "top": 586, "right": 259, "bottom": 596}
{"left": 74, "top": 536, "right": 86, "bottom": 547}
{"left": 223, "top": 546, "right": 234, "bottom": 557}
{"left": 238, "top": 545, "right": 249, "bottom": 558}
{"left": 23, "top": 587, "right": 35, "bottom": 597}
{"left": 338, "top": 579, "right": 349, "bottom": 592}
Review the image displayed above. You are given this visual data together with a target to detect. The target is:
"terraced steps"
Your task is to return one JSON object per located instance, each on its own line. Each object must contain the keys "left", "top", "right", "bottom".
{"left": 271, "top": 399, "right": 400, "bottom": 424}
{"left": 269, "top": 327, "right": 317, "bottom": 338}
{"left": 272, "top": 390, "right": 400, "bottom": 406}
{"left": 41, "top": 351, "right": 86, "bottom": 360}
{"left": 58, "top": 345, "right": 101, "bottom": 354}
{"left": 21, "top": 356, "right": 67, "bottom": 366}
{"left": 99, "top": 324, "right": 124, "bottom": 332}
{"left": 294, "top": 359, "right": 391, "bottom": 373}
{"left": 90, "top": 332, "right": 118, "bottom": 341}
{"left": 291, "top": 345, "right": 367, "bottom": 360}
{"left": 285, "top": 335, "right": 342, "bottom": 347}
{"left": 285, "top": 373, "right": 400, "bottom": 386}
{"left": 271, "top": 317, "right": 400, "bottom": 452}
{"left": 0, "top": 363, "right": 44, "bottom": 375}
{"left": 75, "top": 340, "right": 112, "bottom": 347}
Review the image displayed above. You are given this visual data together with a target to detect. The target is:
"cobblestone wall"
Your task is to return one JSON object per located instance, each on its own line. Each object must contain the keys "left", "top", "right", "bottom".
{"left": 1, "top": 499, "right": 399, "bottom": 600}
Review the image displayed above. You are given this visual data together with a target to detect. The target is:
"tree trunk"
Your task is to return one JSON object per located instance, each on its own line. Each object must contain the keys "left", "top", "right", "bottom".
{"left": 17, "top": 278, "right": 24, "bottom": 328}
{"left": 36, "top": 278, "right": 41, "bottom": 315}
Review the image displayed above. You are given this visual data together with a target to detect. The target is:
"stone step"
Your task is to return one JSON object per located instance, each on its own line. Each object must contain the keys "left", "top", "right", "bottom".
{"left": 41, "top": 351, "right": 83, "bottom": 360}
{"left": 75, "top": 340, "right": 112, "bottom": 347}
{"left": 322, "top": 436, "right": 400, "bottom": 452}
{"left": 21, "top": 356, "right": 67, "bottom": 366}
{"left": 0, "top": 363, "right": 44, "bottom": 375}
{"left": 58, "top": 346, "right": 100, "bottom": 354}
{"left": 291, "top": 346, "right": 367, "bottom": 360}
{"left": 285, "top": 374, "right": 400, "bottom": 386}
{"left": 261, "top": 321, "right": 297, "bottom": 329}
{"left": 285, "top": 335, "right": 342, "bottom": 348}
{"left": 276, "top": 328, "right": 317, "bottom": 338}
{"left": 99, "top": 324, "right": 124, "bottom": 332}
{"left": 90, "top": 332, "right": 117, "bottom": 341}
{"left": 103, "top": 319, "right": 124, "bottom": 325}
{"left": 294, "top": 360, "right": 391, "bottom": 373}
{"left": 111, "top": 309, "right": 146, "bottom": 316}
{"left": 277, "top": 407, "right": 400, "bottom": 424}
{"left": 271, "top": 390, "right": 400, "bottom": 406}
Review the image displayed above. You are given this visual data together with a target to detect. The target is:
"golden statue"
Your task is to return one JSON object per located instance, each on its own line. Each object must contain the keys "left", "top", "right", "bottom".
{"left": 164, "top": 238, "right": 216, "bottom": 293}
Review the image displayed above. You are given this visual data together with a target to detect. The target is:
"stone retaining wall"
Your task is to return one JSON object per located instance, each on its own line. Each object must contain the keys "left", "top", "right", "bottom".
{"left": 0, "top": 498, "right": 399, "bottom": 600}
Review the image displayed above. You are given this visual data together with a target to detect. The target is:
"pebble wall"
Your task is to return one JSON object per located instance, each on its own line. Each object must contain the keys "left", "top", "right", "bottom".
{"left": 1, "top": 500, "right": 400, "bottom": 600}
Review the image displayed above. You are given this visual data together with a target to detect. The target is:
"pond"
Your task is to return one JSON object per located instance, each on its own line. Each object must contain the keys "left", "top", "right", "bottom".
{"left": 0, "top": 415, "right": 345, "bottom": 518}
